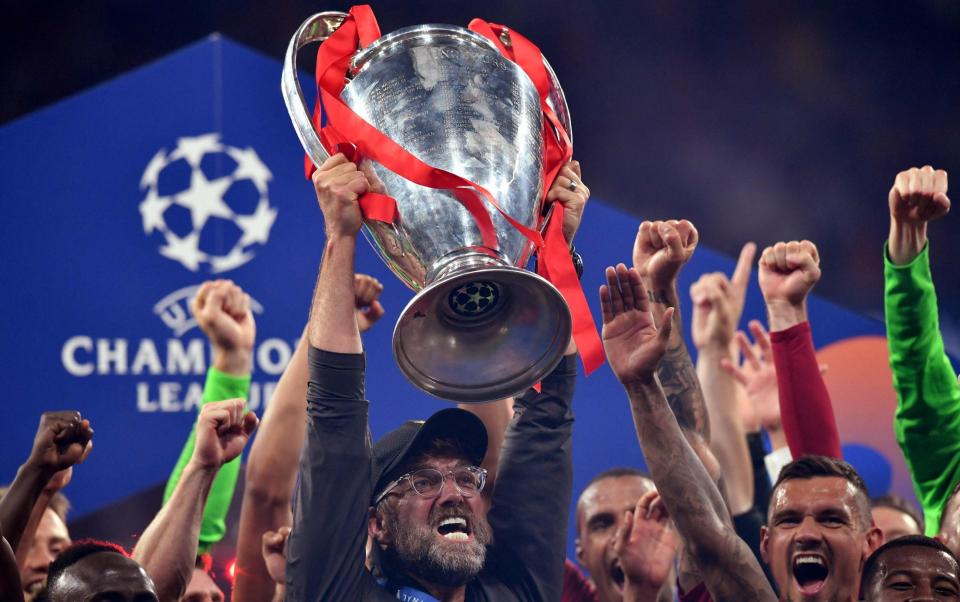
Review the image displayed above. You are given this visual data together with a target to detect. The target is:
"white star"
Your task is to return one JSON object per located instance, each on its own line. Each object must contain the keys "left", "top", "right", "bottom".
{"left": 174, "top": 170, "right": 234, "bottom": 230}
{"left": 159, "top": 232, "right": 206, "bottom": 272}
{"left": 138, "top": 187, "right": 171, "bottom": 234}
{"left": 227, "top": 146, "right": 272, "bottom": 193}
{"left": 235, "top": 199, "right": 277, "bottom": 247}
{"left": 170, "top": 133, "right": 222, "bottom": 167}
{"left": 140, "top": 149, "right": 168, "bottom": 189}
{"left": 210, "top": 246, "right": 254, "bottom": 273}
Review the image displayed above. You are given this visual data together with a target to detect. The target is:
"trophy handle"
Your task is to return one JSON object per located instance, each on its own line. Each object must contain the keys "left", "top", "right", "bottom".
{"left": 281, "top": 11, "right": 349, "bottom": 167}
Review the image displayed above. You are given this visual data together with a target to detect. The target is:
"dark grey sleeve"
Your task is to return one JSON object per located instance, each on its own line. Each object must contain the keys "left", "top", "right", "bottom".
{"left": 285, "top": 348, "right": 387, "bottom": 602}
{"left": 485, "top": 353, "right": 577, "bottom": 600}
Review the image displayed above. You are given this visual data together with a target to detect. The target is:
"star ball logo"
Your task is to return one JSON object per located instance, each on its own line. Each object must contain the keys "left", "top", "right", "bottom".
{"left": 138, "top": 133, "right": 277, "bottom": 273}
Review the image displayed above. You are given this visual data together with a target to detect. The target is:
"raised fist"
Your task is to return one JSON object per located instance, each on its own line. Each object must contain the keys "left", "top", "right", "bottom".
{"left": 632, "top": 220, "right": 699, "bottom": 288}
{"left": 313, "top": 153, "right": 368, "bottom": 238}
{"left": 758, "top": 240, "right": 820, "bottom": 331}
{"left": 191, "top": 399, "right": 258, "bottom": 470}
{"left": 27, "top": 411, "right": 94, "bottom": 477}
{"left": 888, "top": 166, "right": 950, "bottom": 265}
{"left": 545, "top": 160, "right": 590, "bottom": 245}
{"left": 890, "top": 166, "right": 950, "bottom": 226}
{"left": 354, "top": 274, "right": 385, "bottom": 334}
{"left": 192, "top": 279, "right": 255, "bottom": 375}
{"left": 261, "top": 526, "right": 291, "bottom": 585}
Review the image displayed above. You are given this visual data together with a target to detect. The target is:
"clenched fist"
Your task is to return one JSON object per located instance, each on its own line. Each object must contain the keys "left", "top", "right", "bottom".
{"left": 632, "top": 220, "right": 699, "bottom": 289}
{"left": 27, "top": 411, "right": 94, "bottom": 477}
{"left": 262, "top": 526, "right": 291, "bottom": 585}
{"left": 313, "top": 153, "right": 370, "bottom": 239}
{"left": 888, "top": 165, "right": 950, "bottom": 265}
{"left": 192, "top": 279, "right": 255, "bottom": 375}
{"left": 191, "top": 399, "right": 258, "bottom": 470}
{"left": 353, "top": 274, "right": 385, "bottom": 334}
{"left": 758, "top": 240, "right": 820, "bottom": 332}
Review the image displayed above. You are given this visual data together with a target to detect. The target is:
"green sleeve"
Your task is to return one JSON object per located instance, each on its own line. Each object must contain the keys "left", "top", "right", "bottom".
{"left": 162, "top": 368, "right": 251, "bottom": 553}
{"left": 885, "top": 242, "right": 960, "bottom": 535}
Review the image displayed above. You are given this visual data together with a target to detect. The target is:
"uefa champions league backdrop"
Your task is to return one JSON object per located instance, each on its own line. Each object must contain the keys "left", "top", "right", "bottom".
{"left": 0, "top": 36, "right": 926, "bottom": 558}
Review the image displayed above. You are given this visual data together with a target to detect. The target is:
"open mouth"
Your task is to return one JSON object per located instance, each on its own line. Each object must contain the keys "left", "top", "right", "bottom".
{"left": 610, "top": 559, "right": 626, "bottom": 590}
{"left": 436, "top": 516, "right": 472, "bottom": 542}
{"left": 792, "top": 554, "right": 829, "bottom": 596}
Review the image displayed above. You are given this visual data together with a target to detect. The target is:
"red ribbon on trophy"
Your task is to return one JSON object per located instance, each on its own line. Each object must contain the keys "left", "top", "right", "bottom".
{"left": 303, "top": 5, "right": 605, "bottom": 375}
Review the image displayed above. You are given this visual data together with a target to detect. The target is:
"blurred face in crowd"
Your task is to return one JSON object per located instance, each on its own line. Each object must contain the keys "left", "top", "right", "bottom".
{"left": 871, "top": 506, "right": 921, "bottom": 543}
{"left": 181, "top": 567, "right": 223, "bottom": 602}
{"left": 371, "top": 455, "right": 492, "bottom": 588}
{"left": 761, "top": 476, "right": 882, "bottom": 602}
{"left": 48, "top": 551, "right": 158, "bottom": 602}
{"left": 576, "top": 475, "right": 656, "bottom": 602}
{"left": 22, "top": 507, "right": 70, "bottom": 601}
{"left": 863, "top": 545, "right": 960, "bottom": 601}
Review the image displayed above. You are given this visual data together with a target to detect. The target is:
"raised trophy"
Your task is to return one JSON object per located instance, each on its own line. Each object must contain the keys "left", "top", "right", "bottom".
{"left": 282, "top": 11, "right": 573, "bottom": 402}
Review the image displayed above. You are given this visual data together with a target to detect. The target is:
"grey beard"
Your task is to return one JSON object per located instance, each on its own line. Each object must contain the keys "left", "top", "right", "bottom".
{"left": 386, "top": 509, "right": 492, "bottom": 588}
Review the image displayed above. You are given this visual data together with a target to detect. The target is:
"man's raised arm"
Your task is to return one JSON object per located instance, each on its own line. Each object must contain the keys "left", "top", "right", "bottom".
{"left": 633, "top": 220, "right": 710, "bottom": 441}
{"left": 162, "top": 279, "right": 254, "bottom": 557}
{"left": 235, "top": 274, "right": 383, "bottom": 602}
{"left": 758, "top": 240, "right": 842, "bottom": 460}
{"left": 285, "top": 153, "right": 378, "bottom": 601}
{"left": 134, "top": 398, "right": 257, "bottom": 601}
{"left": 601, "top": 264, "right": 777, "bottom": 602}
{"left": 884, "top": 165, "right": 960, "bottom": 535}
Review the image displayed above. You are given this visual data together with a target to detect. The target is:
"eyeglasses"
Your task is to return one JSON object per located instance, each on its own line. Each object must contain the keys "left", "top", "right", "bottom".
{"left": 374, "top": 465, "right": 487, "bottom": 505}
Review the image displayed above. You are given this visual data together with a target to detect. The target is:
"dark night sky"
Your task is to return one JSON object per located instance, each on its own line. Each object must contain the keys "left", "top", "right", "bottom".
{"left": 4, "top": 0, "right": 960, "bottom": 345}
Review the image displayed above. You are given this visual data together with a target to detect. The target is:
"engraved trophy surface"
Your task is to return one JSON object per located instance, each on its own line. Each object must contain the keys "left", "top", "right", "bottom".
{"left": 283, "top": 13, "right": 573, "bottom": 402}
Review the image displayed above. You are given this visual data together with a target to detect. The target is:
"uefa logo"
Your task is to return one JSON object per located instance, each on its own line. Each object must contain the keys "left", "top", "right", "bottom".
{"left": 138, "top": 133, "right": 277, "bottom": 273}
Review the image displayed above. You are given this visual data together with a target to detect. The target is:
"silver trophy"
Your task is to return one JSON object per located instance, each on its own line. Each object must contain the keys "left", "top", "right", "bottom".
{"left": 282, "top": 12, "right": 573, "bottom": 402}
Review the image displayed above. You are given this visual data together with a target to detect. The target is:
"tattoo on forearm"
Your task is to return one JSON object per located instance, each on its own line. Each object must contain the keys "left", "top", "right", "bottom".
{"left": 645, "top": 284, "right": 709, "bottom": 439}
{"left": 629, "top": 389, "right": 775, "bottom": 602}
{"left": 658, "top": 337, "right": 710, "bottom": 440}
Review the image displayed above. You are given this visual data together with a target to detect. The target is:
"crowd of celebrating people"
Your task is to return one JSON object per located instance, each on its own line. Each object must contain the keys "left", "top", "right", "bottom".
{"left": 0, "top": 159, "right": 957, "bottom": 602}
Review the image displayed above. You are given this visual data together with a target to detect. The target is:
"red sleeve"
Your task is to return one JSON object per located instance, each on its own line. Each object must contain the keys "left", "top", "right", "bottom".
{"left": 770, "top": 321, "right": 842, "bottom": 459}
{"left": 562, "top": 559, "right": 598, "bottom": 602}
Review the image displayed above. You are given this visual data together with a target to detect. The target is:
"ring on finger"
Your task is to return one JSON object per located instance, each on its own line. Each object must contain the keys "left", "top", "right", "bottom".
{"left": 566, "top": 178, "right": 578, "bottom": 192}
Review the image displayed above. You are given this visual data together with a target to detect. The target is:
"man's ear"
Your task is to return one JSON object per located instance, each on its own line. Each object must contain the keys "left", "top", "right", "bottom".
{"left": 368, "top": 505, "right": 391, "bottom": 546}
{"left": 865, "top": 520, "right": 884, "bottom": 555}
{"left": 759, "top": 525, "right": 770, "bottom": 564}
{"left": 575, "top": 537, "right": 584, "bottom": 564}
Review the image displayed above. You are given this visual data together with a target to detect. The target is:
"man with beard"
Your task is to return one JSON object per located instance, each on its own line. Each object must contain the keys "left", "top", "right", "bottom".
{"left": 861, "top": 535, "right": 960, "bottom": 601}
{"left": 761, "top": 455, "right": 882, "bottom": 601}
{"left": 284, "top": 152, "right": 587, "bottom": 601}
{"left": 574, "top": 468, "right": 677, "bottom": 602}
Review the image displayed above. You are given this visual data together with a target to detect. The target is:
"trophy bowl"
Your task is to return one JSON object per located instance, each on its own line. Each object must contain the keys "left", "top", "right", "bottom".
{"left": 283, "top": 13, "right": 573, "bottom": 402}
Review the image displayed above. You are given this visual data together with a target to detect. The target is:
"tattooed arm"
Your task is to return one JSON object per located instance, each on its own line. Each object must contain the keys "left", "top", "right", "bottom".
{"left": 633, "top": 220, "right": 710, "bottom": 440}
{"left": 601, "top": 264, "right": 777, "bottom": 602}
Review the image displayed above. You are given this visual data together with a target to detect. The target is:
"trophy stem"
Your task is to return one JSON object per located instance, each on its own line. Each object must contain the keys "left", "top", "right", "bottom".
{"left": 393, "top": 253, "right": 572, "bottom": 403}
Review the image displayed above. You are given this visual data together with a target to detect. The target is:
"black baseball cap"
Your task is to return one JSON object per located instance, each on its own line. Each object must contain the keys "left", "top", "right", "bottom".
{"left": 371, "top": 407, "right": 488, "bottom": 504}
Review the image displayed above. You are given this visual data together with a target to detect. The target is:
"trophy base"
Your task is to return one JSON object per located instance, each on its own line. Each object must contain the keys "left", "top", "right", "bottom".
{"left": 393, "top": 265, "right": 572, "bottom": 403}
